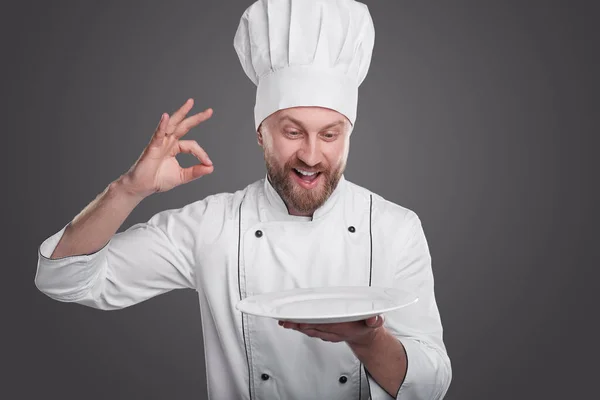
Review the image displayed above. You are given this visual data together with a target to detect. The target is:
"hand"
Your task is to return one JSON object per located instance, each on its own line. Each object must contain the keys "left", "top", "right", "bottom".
{"left": 122, "top": 98, "right": 214, "bottom": 198}
{"left": 279, "top": 315, "right": 385, "bottom": 347}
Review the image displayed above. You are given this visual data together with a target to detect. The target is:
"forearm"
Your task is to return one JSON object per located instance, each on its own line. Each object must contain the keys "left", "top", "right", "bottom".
{"left": 348, "top": 327, "right": 407, "bottom": 397}
{"left": 51, "top": 175, "right": 145, "bottom": 259}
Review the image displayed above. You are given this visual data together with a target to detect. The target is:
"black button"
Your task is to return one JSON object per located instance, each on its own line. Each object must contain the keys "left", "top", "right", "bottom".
{"left": 339, "top": 375, "right": 348, "bottom": 384}
{"left": 261, "top": 373, "right": 269, "bottom": 381}
{"left": 255, "top": 230, "right": 263, "bottom": 238}
{"left": 348, "top": 226, "right": 355, "bottom": 233}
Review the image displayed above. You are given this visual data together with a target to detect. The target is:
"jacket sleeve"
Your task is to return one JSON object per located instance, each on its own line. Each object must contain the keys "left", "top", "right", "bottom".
{"left": 367, "top": 211, "right": 452, "bottom": 400}
{"left": 34, "top": 204, "right": 202, "bottom": 311}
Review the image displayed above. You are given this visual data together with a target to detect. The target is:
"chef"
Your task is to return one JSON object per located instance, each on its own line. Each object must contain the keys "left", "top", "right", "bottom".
{"left": 34, "top": 0, "right": 452, "bottom": 399}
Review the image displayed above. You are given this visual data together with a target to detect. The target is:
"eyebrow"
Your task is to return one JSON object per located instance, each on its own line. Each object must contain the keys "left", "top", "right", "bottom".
{"left": 278, "top": 115, "right": 345, "bottom": 131}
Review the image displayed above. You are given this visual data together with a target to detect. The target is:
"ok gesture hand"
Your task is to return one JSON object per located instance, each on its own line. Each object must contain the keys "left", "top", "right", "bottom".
{"left": 124, "top": 98, "right": 214, "bottom": 198}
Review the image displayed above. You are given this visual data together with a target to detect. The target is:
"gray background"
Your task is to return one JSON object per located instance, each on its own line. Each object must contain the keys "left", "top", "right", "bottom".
{"left": 3, "top": 1, "right": 598, "bottom": 399}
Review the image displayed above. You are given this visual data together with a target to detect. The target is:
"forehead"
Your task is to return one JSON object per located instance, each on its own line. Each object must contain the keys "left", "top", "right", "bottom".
{"left": 270, "top": 106, "right": 349, "bottom": 130}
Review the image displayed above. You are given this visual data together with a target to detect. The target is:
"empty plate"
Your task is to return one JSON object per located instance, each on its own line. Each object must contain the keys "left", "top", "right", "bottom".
{"left": 236, "top": 286, "right": 418, "bottom": 324}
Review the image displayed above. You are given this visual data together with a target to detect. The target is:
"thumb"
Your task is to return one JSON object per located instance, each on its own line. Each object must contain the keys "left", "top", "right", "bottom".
{"left": 366, "top": 315, "right": 384, "bottom": 328}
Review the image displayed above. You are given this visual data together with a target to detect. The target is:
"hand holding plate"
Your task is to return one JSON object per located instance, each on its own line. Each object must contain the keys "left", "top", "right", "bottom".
{"left": 279, "top": 314, "right": 385, "bottom": 346}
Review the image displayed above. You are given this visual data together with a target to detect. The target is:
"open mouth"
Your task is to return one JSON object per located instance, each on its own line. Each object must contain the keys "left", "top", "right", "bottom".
{"left": 293, "top": 168, "right": 322, "bottom": 185}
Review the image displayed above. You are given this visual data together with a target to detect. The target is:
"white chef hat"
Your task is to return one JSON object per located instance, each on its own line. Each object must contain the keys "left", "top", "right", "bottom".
{"left": 233, "top": 0, "right": 375, "bottom": 131}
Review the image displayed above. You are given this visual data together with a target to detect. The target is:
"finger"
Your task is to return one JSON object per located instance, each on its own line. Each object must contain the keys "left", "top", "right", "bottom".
{"left": 173, "top": 108, "right": 214, "bottom": 139}
{"left": 281, "top": 322, "right": 299, "bottom": 329}
{"left": 365, "top": 315, "right": 384, "bottom": 328}
{"left": 180, "top": 163, "right": 214, "bottom": 183}
{"left": 297, "top": 323, "right": 319, "bottom": 330}
{"left": 177, "top": 140, "right": 214, "bottom": 183}
{"left": 297, "top": 324, "right": 337, "bottom": 335}
{"left": 178, "top": 140, "right": 212, "bottom": 166}
{"left": 168, "top": 98, "right": 195, "bottom": 129}
{"left": 302, "top": 329, "right": 342, "bottom": 343}
{"left": 298, "top": 322, "right": 353, "bottom": 332}
{"left": 152, "top": 113, "right": 170, "bottom": 145}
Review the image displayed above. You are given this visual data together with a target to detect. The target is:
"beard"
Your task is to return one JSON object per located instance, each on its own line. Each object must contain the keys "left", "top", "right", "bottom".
{"left": 264, "top": 149, "right": 345, "bottom": 215}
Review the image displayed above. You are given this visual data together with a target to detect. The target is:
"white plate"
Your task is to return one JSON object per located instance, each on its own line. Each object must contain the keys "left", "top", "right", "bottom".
{"left": 236, "top": 286, "right": 418, "bottom": 324}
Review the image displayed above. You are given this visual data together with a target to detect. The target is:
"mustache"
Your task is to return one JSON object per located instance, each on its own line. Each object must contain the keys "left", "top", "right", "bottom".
{"left": 285, "top": 160, "right": 327, "bottom": 173}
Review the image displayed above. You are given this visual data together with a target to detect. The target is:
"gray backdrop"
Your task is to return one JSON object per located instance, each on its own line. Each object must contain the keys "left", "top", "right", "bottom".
{"left": 3, "top": 1, "right": 598, "bottom": 399}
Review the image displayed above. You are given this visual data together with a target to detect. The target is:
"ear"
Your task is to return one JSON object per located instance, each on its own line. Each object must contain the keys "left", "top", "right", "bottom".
{"left": 257, "top": 126, "right": 265, "bottom": 147}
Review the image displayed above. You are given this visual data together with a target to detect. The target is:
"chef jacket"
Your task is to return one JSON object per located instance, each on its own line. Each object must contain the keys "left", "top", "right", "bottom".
{"left": 35, "top": 174, "right": 452, "bottom": 399}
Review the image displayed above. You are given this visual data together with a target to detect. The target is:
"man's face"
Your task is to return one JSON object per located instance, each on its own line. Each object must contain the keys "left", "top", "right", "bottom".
{"left": 258, "top": 106, "right": 352, "bottom": 216}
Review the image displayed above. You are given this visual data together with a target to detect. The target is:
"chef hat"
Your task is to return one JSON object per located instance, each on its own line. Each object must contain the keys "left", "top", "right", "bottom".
{"left": 233, "top": 0, "right": 375, "bottom": 131}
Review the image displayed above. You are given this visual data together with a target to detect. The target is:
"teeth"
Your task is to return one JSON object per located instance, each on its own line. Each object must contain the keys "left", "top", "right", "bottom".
{"left": 295, "top": 169, "right": 317, "bottom": 176}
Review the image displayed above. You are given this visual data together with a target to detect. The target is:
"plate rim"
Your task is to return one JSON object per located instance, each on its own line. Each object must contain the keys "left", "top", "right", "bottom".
{"left": 235, "top": 286, "right": 419, "bottom": 321}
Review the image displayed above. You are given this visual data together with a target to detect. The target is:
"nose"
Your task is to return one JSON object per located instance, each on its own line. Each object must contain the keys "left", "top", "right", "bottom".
{"left": 296, "top": 136, "right": 322, "bottom": 167}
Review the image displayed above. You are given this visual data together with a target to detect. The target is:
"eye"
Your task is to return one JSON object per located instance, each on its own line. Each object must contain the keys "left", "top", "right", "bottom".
{"left": 322, "top": 132, "right": 339, "bottom": 140}
{"left": 285, "top": 130, "right": 301, "bottom": 138}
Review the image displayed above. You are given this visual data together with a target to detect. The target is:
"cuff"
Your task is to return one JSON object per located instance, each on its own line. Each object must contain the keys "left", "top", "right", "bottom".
{"left": 364, "top": 340, "right": 408, "bottom": 400}
{"left": 34, "top": 223, "right": 109, "bottom": 302}
{"left": 366, "top": 338, "right": 450, "bottom": 400}
{"left": 396, "top": 338, "right": 450, "bottom": 399}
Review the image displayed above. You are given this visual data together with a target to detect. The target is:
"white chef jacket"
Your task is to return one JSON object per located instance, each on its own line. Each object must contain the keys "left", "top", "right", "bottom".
{"left": 35, "top": 174, "right": 452, "bottom": 399}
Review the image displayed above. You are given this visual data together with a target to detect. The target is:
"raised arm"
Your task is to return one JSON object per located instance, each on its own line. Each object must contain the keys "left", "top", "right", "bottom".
{"left": 50, "top": 98, "right": 214, "bottom": 259}
{"left": 35, "top": 98, "right": 215, "bottom": 309}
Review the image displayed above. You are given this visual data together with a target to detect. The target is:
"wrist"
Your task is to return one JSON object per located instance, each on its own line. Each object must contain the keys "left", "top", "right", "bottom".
{"left": 110, "top": 175, "right": 148, "bottom": 204}
{"left": 347, "top": 326, "right": 386, "bottom": 350}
